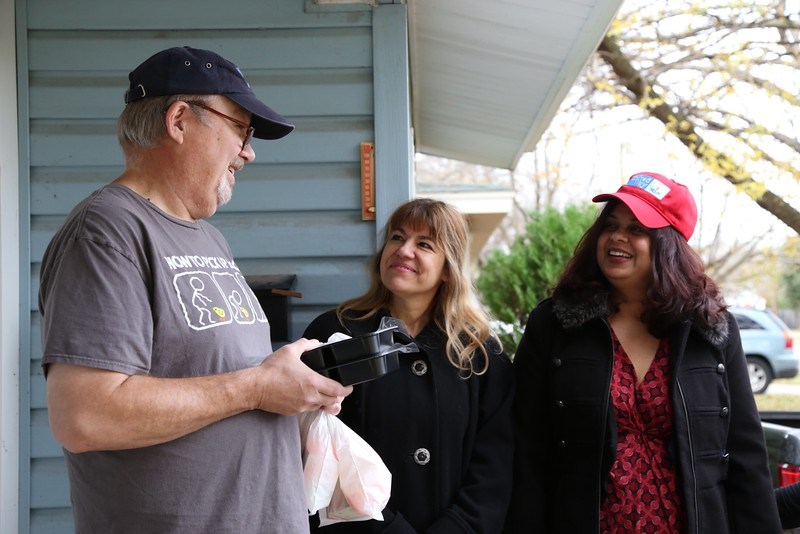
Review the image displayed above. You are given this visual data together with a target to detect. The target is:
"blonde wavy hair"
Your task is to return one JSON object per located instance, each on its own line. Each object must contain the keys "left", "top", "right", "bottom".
{"left": 337, "top": 198, "right": 500, "bottom": 376}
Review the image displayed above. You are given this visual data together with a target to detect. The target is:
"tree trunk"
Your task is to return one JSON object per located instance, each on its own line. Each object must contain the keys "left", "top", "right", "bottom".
{"left": 597, "top": 34, "right": 800, "bottom": 235}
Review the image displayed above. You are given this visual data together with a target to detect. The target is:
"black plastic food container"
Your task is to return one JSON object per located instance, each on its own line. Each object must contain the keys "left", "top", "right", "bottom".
{"left": 301, "top": 326, "right": 401, "bottom": 386}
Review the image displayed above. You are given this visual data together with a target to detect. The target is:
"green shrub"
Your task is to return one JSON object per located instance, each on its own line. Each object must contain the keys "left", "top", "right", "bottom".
{"left": 780, "top": 268, "right": 800, "bottom": 309}
{"left": 477, "top": 204, "right": 598, "bottom": 354}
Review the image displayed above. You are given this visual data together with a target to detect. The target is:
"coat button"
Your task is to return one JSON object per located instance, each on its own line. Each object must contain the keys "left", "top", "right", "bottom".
{"left": 411, "top": 360, "right": 428, "bottom": 376}
{"left": 413, "top": 448, "right": 431, "bottom": 465}
{"left": 552, "top": 358, "right": 562, "bottom": 367}
{"left": 717, "top": 363, "right": 726, "bottom": 374}
{"left": 720, "top": 406, "right": 729, "bottom": 417}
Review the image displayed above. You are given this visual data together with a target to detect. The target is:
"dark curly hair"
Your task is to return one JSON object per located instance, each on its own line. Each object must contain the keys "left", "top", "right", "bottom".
{"left": 553, "top": 200, "right": 727, "bottom": 337}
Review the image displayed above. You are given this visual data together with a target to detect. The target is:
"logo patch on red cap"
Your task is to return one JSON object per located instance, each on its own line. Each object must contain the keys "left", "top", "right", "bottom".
{"left": 627, "top": 173, "right": 671, "bottom": 200}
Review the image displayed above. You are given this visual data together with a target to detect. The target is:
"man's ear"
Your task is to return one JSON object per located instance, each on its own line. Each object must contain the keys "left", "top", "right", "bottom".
{"left": 164, "top": 100, "right": 192, "bottom": 145}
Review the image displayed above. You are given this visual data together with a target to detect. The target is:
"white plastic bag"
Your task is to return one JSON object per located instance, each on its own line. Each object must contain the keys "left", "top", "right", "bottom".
{"left": 298, "top": 410, "right": 392, "bottom": 526}
{"left": 298, "top": 410, "right": 339, "bottom": 513}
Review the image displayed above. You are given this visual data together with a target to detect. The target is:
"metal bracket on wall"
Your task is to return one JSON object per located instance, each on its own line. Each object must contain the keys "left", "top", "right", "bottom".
{"left": 361, "top": 142, "right": 376, "bottom": 221}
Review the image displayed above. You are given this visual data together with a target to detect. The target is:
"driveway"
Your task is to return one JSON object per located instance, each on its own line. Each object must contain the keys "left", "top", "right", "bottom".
{"left": 767, "top": 382, "right": 800, "bottom": 395}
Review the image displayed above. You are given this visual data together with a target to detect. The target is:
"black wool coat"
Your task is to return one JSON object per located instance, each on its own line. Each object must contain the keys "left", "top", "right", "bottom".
{"left": 504, "top": 297, "right": 782, "bottom": 534}
{"left": 304, "top": 309, "right": 515, "bottom": 533}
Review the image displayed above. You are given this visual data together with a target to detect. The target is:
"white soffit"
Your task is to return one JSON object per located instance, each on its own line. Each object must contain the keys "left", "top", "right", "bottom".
{"left": 408, "top": 0, "right": 623, "bottom": 170}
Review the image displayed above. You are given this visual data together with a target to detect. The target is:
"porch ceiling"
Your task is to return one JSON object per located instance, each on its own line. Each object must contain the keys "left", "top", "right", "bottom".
{"left": 408, "top": 0, "right": 623, "bottom": 170}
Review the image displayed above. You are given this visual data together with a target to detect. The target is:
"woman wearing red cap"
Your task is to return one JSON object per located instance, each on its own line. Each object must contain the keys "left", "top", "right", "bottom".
{"left": 504, "top": 172, "right": 781, "bottom": 533}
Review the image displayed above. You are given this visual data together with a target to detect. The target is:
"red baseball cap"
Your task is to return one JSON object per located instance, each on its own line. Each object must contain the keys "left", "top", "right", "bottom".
{"left": 592, "top": 172, "right": 697, "bottom": 240}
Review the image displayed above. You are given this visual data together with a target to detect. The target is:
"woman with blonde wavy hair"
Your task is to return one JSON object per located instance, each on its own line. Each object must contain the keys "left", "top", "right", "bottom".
{"left": 304, "top": 197, "right": 515, "bottom": 533}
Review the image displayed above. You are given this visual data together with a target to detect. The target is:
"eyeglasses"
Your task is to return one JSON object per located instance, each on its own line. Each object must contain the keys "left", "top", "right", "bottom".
{"left": 188, "top": 101, "right": 255, "bottom": 149}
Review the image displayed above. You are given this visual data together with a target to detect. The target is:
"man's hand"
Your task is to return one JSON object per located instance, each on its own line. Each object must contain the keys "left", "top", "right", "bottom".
{"left": 251, "top": 338, "right": 352, "bottom": 415}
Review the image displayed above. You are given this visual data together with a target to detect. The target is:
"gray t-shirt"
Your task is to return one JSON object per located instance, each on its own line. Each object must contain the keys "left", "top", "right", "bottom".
{"left": 39, "top": 185, "right": 308, "bottom": 533}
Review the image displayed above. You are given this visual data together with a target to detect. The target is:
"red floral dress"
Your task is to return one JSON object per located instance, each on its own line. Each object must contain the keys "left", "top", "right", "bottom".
{"left": 599, "top": 332, "right": 685, "bottom": 533}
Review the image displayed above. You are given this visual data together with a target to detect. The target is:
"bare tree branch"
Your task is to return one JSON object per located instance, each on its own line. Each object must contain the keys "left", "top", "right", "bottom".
{"left": 597, "top": 32, "right": 800, "bottom": 234}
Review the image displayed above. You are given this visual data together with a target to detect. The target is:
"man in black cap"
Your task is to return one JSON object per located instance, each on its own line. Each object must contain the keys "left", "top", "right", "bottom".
{"left": 38, "top": 46, "right": 352, "bottom": 533}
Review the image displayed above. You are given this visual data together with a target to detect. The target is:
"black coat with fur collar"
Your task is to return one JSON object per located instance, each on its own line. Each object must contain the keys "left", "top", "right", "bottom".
{"left": 504, "top": 297, "right": 781, "bottom": 534}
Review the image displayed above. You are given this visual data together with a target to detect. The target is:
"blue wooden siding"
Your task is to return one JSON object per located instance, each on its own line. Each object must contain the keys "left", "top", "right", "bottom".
{"left": 22, "top": 0, "right": 412, "bottom": 531}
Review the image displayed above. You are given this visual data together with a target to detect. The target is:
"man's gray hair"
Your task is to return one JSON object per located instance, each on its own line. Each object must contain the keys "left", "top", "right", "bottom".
{"left": 117, "top": 94, "right": 210, "bottom": 149}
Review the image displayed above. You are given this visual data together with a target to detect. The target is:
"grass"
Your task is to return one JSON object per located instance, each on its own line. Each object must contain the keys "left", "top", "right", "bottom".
{"left": 756, "top": 388, "right": 800, "bottom": 412}
{"left": 755, "top": 330, "right": 800, "bottom": 412}
{"left": 757, "top": 373, "right": 800, "bottom": 412}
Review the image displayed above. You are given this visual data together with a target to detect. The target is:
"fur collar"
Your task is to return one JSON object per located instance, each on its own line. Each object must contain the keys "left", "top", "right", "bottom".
{"left": 551, "top": 294, "right": 730, "bottom": 350}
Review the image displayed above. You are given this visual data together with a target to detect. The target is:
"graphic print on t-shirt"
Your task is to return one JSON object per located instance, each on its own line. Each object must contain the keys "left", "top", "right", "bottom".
{"left": 214, "top": 272, "right": 260, "bottom": 325}
{"left": 234, "top": 272, "right": 268, "bottom": 323}
{"left": 173, "top": 270, "right": 266, "bottom": 330}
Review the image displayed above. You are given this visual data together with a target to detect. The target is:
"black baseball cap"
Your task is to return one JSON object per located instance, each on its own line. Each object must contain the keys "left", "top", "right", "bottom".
{"left": 125, "top": 46, "right": 294, "bottom": 140}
